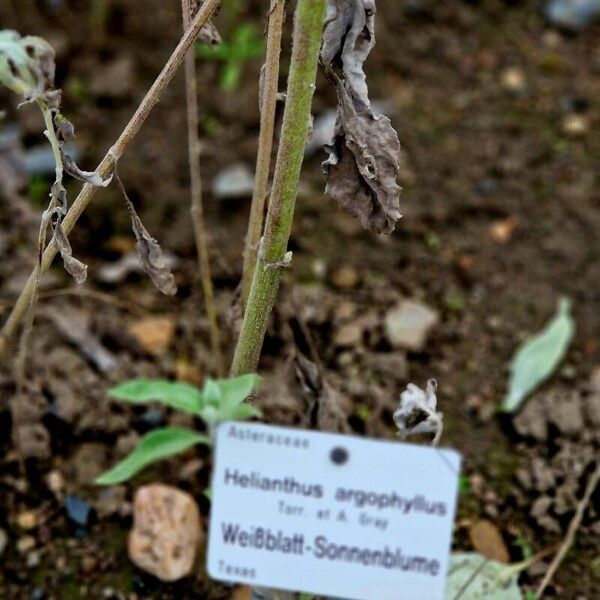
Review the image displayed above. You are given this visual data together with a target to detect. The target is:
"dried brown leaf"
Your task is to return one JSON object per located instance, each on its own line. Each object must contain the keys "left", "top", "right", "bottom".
{"left": 290, "top": 353, "right": 349, "bottom": 433}
{"left": 115, "top": 172, "right": 177, "bottom": 296}
{"left": 321, "top": 0, "right": 376, "bottom": 108}
{"left": 54, "top": 113, "right": 75, "bottom": 141}
{"left": 61, "top": 147, "right": 112, "bottom": 187}
{"left": 321, "top": 0, "right": 402, "bottom": 234}
{"left": 52, "top": 221, "right": 88, "bottom": 284}
{"left": 189, "top": 0, "right": 222, "bottom": 45}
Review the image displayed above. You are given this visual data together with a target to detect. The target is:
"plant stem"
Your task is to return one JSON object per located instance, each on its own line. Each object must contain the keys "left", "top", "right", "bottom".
{"left": 240, "top": 0, "right": 285, "bottom": 306}
{"left": 231, "top": 0, "right": 326, "bottom": 376}
{"left": 14, "top": 98, "right": 63, "bottom": 388}
{"left": 181, "top": 0, "right": 224, "bottom": 376}
{"left": 536, "top": 462, "right": 600, "bottom": 598}
{"left": 0, "top": 0, "right": 222, "bottom": 358}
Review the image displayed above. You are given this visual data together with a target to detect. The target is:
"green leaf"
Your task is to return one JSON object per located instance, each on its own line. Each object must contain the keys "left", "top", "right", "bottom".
{"left": 95, "top": 427, "right": 209, "bottom": 485}
{"left": 213, "top": 373, "right": 262, "bottom": 408}
{"left": 198, "top": 374, "right": 262, "bottom": 425}
{"left": 502, "top": 298, "right": 575, "bottom": 413}
{"left": 445, "top": 553, "right": 522, "bottom": 600}
{"left": 108, "top": 379, "right": 204, "bottom": 415}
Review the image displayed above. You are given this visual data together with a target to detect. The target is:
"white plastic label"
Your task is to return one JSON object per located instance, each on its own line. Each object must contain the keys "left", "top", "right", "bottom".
{"left": 207, "top": 423, "right": 461, "bottom": 600}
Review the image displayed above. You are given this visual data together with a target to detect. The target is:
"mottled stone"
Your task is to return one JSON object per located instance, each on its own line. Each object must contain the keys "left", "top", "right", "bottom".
{"left": 128, "top": 484, "right": 202, "bottom": 581}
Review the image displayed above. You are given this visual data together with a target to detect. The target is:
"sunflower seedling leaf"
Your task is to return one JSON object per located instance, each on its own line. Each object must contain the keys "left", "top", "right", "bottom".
{"left": 95, "top": 427, "right": 209, "bottom": 485}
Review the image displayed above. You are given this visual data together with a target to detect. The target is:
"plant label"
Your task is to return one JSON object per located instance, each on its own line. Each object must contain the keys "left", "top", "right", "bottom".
{"left": 207, "top": 422, "right": 461, "bottom": 600}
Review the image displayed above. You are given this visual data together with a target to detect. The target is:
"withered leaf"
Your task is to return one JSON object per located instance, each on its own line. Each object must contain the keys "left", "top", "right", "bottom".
{"left": 188, "top": 0, "right": 222, "bottom": 45}
{"left": 54, "top": 113, "right": 75, "bottom": 141}
{"left": 52, "top": 221, "right": 88, "bottom": 284}
{"left": 321, "top": 0, "right": 376, "bottom": 107}
{"left": 61, "top": 147, "right": 112, "bottom": 187}
{"left": 290, "top": 352, "right": 349, "bottom": 433}
{"left": 321, "top": 0, "right": 402, "bottom": 234}
{"left": 115, "top": 172, "right": 177, "bottom": 296}
{"left": 323, "top": 81, "right": 402, "bottom": 233}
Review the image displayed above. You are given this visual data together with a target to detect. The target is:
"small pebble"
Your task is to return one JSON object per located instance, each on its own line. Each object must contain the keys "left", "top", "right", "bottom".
{"left": 30, "top": 587, "right": 45, "bottom": 600}
{"left": 17, "top": 510, "right": 38, "bottom": 531}
{"left": 17, "top": 536, "right": 36, "bottom": 554}
{"left": 331, "top": 265, "right": 359, "bottom": 290}
{"left": 500, "top": 66, "right": 526, "bottom": 92}
{"left": 562, "top": 113, "right": 588, "bottom": 137}
{"left": 65, "top": 495, "right": 93, "bottom": 528}
{"left": 45, "top": 470, "right": 64, "bottom": 495}
{"left": 26, "top": 550, "right": 41, "bottom": 568}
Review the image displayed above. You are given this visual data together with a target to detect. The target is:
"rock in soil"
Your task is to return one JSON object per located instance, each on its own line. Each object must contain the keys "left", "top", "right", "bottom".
{"left": 128, "top": 316, "right": 176, "bottom": 356}
{"left": 469, "top": 519, "right": 509, "bottom": 563}
{"left": 128, "top": 483, "right": 202, "bottom": 581}
{"left": 384, "top": 300, "right": 439, "bottom": 351}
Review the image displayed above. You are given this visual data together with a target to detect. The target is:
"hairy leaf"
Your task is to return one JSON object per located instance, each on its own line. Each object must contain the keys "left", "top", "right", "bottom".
{"left": 445, "top": 552, "right": 522, "bottom": 600}
{"left": 199, "top": 374, "right": 262, "bottom": 425}
{"left": 109, "top": 379, "right": 205, "bottom": 414}
{"left": 209, "top": 374, "right": 262, "bottom": 407}
{"left": 320, "top": 1, "right": 402, "bottom": 234}
{"left": 115, "top": 172, "right": 177, "bottom": 296}
{"left": 502, "top": 298, "right": 575, "bottom": 413}
{"left": 0, "top": 31, "right": 55, "bottom": 100}
{"left": 95, "top": 427, "right": 209, "bottom": 485}
{"left": 52, "top": 221, "right": 88, "bottom": 284}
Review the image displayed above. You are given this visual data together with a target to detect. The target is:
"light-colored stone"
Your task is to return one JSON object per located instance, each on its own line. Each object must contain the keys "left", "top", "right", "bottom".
{"left": 384, "top": 300, "right": 439, "bottom": 351}
{"left": 562, "top": 113, "right": 588, "bottom": 137}
{"left": 213, "top": 163, "right": 254, "bottom": 199}
{"left": 331, "top": 265, "right": 359, "bottom": 290}
{"left": 128, "top": 317, "right": 176, "bottom": 356}
{"left": 500, "top": 67, "right": 526, "bottom": 93}
{"left": 333, "top": 323, "right": 363, "bottom": 347}
{"left": 128, "top": 483, "right": 202, "bottom": 581}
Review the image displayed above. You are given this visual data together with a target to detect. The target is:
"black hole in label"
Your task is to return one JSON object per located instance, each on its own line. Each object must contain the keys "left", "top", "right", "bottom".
{"left": 330, "top": 446, "right": 349, "bottom": 465}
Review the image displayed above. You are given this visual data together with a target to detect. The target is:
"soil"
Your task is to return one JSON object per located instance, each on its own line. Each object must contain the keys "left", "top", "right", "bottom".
{"left": 0, "top": 0, "right": 599, "bottom": 598}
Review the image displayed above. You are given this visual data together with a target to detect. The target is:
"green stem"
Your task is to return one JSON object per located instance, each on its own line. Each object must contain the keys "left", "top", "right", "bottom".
{"left": 231, "top": 0, "right": 326, "bottom": 376}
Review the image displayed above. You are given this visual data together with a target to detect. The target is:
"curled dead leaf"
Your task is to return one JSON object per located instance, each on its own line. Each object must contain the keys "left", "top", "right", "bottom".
{"left": 61, "top": 147, "right": 112, "bottom": 187}
{"left": 52, "top": 221, "right": 88, "bottom": 285}
{"left": 188, "top": 0, "right": 222, "bottom": 45}
{"left": 114, "top": 171, "right": 177, "bottom": 296}
{"left": 54, "top": 113, "right": 75, "bottom": 142}
{"left": 291, "top": 352, "right": 349, "bottom": 433}
{"left": 321, "top": 0, "right": 402, "bottom": 234}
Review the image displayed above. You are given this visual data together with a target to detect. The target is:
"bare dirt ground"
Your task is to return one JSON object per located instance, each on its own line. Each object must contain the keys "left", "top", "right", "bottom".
{"left": 0, "top": 0, "right": 599, "bottom": 598}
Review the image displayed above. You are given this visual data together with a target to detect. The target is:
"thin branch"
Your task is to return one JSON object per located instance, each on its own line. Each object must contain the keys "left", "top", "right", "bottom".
{"left": 231, "top": 0, "right": 326, "bottom": 376}
{"left": 536, "top": 462, "right": 600, "bottom": 598}
{"left": 240, "top": 0, "right": 286, "bottom": 307}
{"left": 14, "top": 98, "right": 64, "bottom": 388}
{"left": 0, "top": 0, "right": 223, "bottom": 358}
{"left": 181, "top": 0, "right": 224, "bottom": 376}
